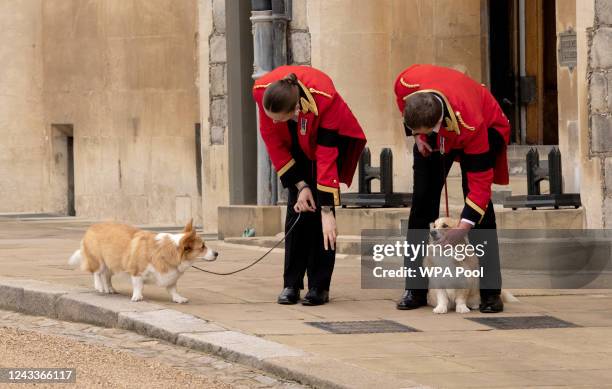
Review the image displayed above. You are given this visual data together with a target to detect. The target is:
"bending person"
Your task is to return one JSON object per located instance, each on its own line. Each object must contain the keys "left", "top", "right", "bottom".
{"left": 393, "top": 64, "right": 510, "bottom": 313}
{"left": 253, "top": 65, "right": 367, "bottom": 306}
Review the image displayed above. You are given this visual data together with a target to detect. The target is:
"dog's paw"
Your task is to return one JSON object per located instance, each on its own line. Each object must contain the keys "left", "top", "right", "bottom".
{"left": 172, "top": 295, "right": 189, "bottom": 304}
{"left": 131, "top": 294, "right": 143, "bottom": 302}
{"left": 433, "top": 305, "right": 448, "bottom": 314}
{"left": 456, "top": 304, "right": 470, "bottom": 314}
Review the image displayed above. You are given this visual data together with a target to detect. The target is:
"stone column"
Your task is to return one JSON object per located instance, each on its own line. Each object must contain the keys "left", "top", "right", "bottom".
{"left": 199, "top": 0, "right": 231, "bottom": 233}
{"left": 556, "top": 0, "right": 580, "bottom": 193}
{"left": 251, "top": 1, "right": 275, "bottom": 205}
{"left": 272, "top": 0, "right": 291, "bottom": 204}
{"left": 590, "top": 0, "right": 612, "bottom": 226}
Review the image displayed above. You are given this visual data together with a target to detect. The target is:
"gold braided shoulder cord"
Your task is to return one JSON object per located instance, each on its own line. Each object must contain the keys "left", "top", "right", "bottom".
{"left": 308, "top": 88, "right": 332, "bottom": 98}
{"left": 455, "top": 111, "right": 475, "bottom": 131}
{"left": 400, "top": 77, "right": 420, "bottom": 89}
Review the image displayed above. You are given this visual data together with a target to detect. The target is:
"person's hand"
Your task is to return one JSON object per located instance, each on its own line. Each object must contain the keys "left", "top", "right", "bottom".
{"left": 321, "top": 210, "right": 337, "bottom": 251}
{"left": 294, "top": 187, "right": 316, "bottom": 213}
{"left": 440, "top": 221, "right": 473, "bottom": 246}
{"left": 415, "top": 135, "right": 432, "bottom": 157}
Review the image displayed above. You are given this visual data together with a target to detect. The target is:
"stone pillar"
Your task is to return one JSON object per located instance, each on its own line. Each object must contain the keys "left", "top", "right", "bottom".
{"left": 271, "top": 0, "right": 291, "bottom": 204}
{"left": 199, "top": 0, "right": 231, "bottom": 233}
{"left": 272, "top": 0, "right": 290, "bottom": 68}
{"left": 251, "top": 2, "right": 275, "bottom": 205}
{"left": 590, "top": 0, "right": 612, "bottom": 226}
{"left": 556, "top": 0, "right": 580, "bottom": 194}
{"left": 252, "top": 0, "right": 294, "bottom": 205}
{"left": 570, "top": 0, "right": 608, "bottom": 228}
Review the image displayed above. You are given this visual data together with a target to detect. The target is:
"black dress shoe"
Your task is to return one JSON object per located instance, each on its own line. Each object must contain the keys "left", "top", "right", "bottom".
{"left": 277, "top": 287, "right": 300, "bottom": 305}
{"left": 302, "top": 288, "right": 329, "bottom": 306}
{"left": 396, "top": 290, "right": 427, "bottom": 310}
{"left": 479, "top": 294, "right": 504, "bottom": 313}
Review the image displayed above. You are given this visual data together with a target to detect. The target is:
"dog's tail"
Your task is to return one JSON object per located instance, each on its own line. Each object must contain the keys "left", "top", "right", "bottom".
{"left": 501, "top": 290, "right": 519, "bottom": 303}
{"left": 68, "top": 244, "right": 83, "bottom": 268}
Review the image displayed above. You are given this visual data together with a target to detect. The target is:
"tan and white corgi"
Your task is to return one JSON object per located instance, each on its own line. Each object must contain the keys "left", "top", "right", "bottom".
{"left": 68, "top": 219, "right": 218, "bottom": 303}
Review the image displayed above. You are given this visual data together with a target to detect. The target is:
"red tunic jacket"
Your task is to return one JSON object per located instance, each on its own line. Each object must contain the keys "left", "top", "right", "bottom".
{"left": 394, "top": 64, "right": 510, "bottom": 224}
{"left": 253, "top": 66, "right": 367, "bottom": 206}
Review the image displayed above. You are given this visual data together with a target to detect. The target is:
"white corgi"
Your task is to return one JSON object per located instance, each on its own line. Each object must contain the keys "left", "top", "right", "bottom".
{"left": 424, "top": 217, "right": 518, "bottom": 314}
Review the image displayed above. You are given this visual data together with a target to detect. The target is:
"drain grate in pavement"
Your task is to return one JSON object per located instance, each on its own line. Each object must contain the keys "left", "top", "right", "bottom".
{"left": 306, "top": 320, "right": 419, "bottom": 334}
{"left": 467, "top": 315, "right": 579, "bottom": 330}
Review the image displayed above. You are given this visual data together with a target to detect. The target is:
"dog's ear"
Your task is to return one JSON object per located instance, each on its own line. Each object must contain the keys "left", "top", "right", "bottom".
{"left": 178, "top": 233, "right": 196, "bottom": 256}
{"left": 429, "top": 222, "right": 434, "bottom": 230}
{"left": 183, "top": 219, "right": 193, "bottom": 233}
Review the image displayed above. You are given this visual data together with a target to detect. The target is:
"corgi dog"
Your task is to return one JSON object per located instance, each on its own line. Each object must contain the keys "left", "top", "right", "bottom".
{"left": 424, "top": 217, "right": 518, "bottom": 314}
{"left": 68, "top": 219, "right": 218, "bottom": 303}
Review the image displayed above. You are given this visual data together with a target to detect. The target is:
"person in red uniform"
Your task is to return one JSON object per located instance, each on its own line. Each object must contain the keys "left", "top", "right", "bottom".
{"left": 253, "top": 65, "right": 366, "bottom": 306}
{"left": 393, "top": 64, "right": 510, "bottom": 313}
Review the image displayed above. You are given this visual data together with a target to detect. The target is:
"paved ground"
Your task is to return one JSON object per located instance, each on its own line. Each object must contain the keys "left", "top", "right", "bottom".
{"left": 2, "top": 215, "right": 612, "bottom": 388}
{"left": 0, "top": 309, "right": 304, "bottom": 389}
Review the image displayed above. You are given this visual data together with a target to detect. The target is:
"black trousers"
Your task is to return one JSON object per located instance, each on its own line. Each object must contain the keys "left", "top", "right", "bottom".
{"left": 284, "top": 187, "right": 336, "bottom": 290}
{"left": 404, "top": 132, "right": 502, "bottom": 297}
{"left": 283, "top": 122, "right": 336, "bottom": 291}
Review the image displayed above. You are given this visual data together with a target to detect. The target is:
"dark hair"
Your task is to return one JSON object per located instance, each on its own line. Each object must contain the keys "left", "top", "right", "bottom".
{"left": 263, "top": 73, "right": 300, "bottom": 114}
{"left": 403, "top": 93, "right": 443, "bottom": 130}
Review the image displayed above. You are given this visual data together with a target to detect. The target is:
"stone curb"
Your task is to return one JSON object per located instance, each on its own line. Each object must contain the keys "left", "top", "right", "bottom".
{"left": 0, "top": 277, "right": 425, "bottom": 389}
{"left": 118, "top": 309, "right": 226, "bottom": 344}
{"left": 176, "top": 331, "right": 307, "bottom": 367}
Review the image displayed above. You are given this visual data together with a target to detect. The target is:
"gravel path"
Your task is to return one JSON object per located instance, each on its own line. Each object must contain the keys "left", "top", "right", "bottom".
{"left": 0, "top": 310, "right": 305, "bottom": 389}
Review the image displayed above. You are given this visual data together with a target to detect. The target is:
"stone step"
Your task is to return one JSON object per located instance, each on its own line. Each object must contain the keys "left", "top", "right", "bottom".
{"left": 220, "top": 201, "right": 581, "bottom": 239}
{"left": 225, "top": 207, "right": 585, "bottom": 255}
{"left": 336, "top": 206, "right": 582, "bottom": 235}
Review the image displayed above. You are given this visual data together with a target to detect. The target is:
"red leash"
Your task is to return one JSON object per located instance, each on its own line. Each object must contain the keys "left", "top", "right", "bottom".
{"left": 441, "top": 137, "right": 449, "bottom": 217}
{"left": 443, "top": 173, "right": 449, "bottom": 217}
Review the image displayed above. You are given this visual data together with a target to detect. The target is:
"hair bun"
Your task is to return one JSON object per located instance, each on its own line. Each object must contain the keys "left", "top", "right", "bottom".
{"left": 282, "top": 73, "right": 298, "bottom": 86}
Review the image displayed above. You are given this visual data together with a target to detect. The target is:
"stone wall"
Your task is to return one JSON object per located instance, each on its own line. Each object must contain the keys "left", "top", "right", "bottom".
{"left": 43, "top": 0, "right": 201, "bottom": 225}
{"left": 0, "top": 1, "right": 202, "bottom": 225}
{"left": 556, "top": 0, "right": 580, "bottom": 194}
{"left": 209, "top": 0, "right": 228, "bottom": 146}
{"left": 289, "top": 0, "right": 311, "bottom": 65}
{"left": 199, "top": 0, "right": 312, "bottom": 232}
{"left": 564, "top": 0, "right": 604, "bottom": 228}
{"left": 0, "top": 1, "right": 46, "bottom": 214}
{"left": 199, "top": 0, "right": 229, "bottom": 232}
{"left": 589, "top": 0, "right": 612, "bottom": 226}
{"left": 307, "top": 0, "right": 485, "bottom": 193}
